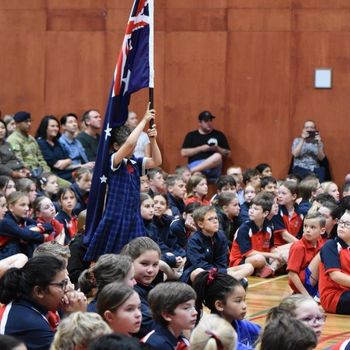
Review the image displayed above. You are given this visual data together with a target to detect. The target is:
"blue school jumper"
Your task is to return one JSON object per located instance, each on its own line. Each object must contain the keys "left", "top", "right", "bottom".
{"left": 181, "top": 229, "right": 228, "bottom": 283}
{"left": 0, "top": 212, "right": 48, "bottom": 259}
{"left": 0, "top": 298, "right": 54, "bottom": 350}
{"left": 134, "top": 282, "right": 155, "bottom": 338}
{"left": 233, "top": 319, "right": 261, "bottom": 350}
{"left": 167, "top": 193, "right": 185, "bottom": 218}
{"left": 142, "top": 323, "right": 189, "bottom": 350}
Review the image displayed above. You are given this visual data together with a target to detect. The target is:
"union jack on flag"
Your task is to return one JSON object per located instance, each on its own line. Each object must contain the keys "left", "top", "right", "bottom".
{"left": 84, "top": 0, "right": 154, "bottom": 248}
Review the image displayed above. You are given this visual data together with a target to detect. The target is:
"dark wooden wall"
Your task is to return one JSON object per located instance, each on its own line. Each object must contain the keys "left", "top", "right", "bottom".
{"left": 0, "top": 0, "right": 349, "bottom": 184}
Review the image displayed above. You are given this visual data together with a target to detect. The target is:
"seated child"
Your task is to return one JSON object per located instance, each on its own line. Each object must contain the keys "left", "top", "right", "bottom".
{"left": 242, "top": 168, "right": 261, "bottom": 192}
{"left": 169, "top": 202, "right": 201, "bottom": 250}
{"left": 229, "top": 192, "right": 287, "bottom": 278}
{"left": 319, "top": 210, "right": 350, "bottom": 314}
{"left": 175, "top": 165, "right": 191, "bottom": 185}
{"left": 318, "top": 201, "right": 338, "bottom": 240}
{"left": 97, "top": 282, "right": 142, "bottom": 335}
{"left": 238, "top": 184, "right": 256, "bottom": 224}
{"left": 142, "top": 282, "right": 197, "bottom": 349}
{"left": 260, "top": 176, "right": 277, "bottom": 195}
{"left": 55, "top": 187, "right": 78, "bottom": 244}
{"left": 185, "top": 174, "right": 209, "bottom": 206}
{"left": 121, "top": 237, "right": 161, "bottom": 337}
{"left": 193, "top": 270, "right": 260, "bottom": 350}
{"left": 214, "top": 192, "right": 240, "bottom": 245}
{"left": 255, "top": 163, "right": 273, "bottom": 178}
{"left": 227, "top": 166, "right": 244, "bottom": 204}
{"left": 70, "top": 167, "right": 92, "bottom": 216}
{"left": 181, "top": 206, "right": 253, "bottom": 284}
{"left": 166, "top": 174, "right": 186, "bottom": 218}
{"left": 147, "top": 167, "right": 166, "bottom": 196}
{"left": 287, "top": 212, "right": 326, "bottom": 296}
{"left": 258, "top": 314, "right": 317, "bottom": 350}
{"left": 273, "top": 181, "right": 302, "bottom": 246}
{"left": 297, "top": 175, "right": 322, "bottom": 216}
{"left": 190, "top": 314, "right": 237, "bottom": 350}
{"left": 321, "top": 181, "right": 340, "bottom": 202}
{"left": 210, "top": 175, "right": 237, "bottom": 204}
{"left": 342, "top": 181, "right": 350, "bottom": 198}
{"left": 140, "top": 174, "right": 150, "bottom": 193}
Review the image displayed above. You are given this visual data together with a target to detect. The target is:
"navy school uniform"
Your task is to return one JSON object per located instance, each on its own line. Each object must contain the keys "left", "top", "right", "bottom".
{"left": 167, "top": 193, "right": 185, "bottom": 218}
{"left": 238, "top": 201, "right": 250, "bottom": 226}
{"left": 142, "top": 323, "right": 189, "bottom": 350}
{"left": 143, "top": 219, "right": 177, "bottom": 268}
{"left": 0, "top": 297, "right": 55, "bottom": 350}
{"left": 55, "top": 210, "right": 77, "bottom": 244}
{"left": 134, "top": 283, "right": 155, "bottom": 339}
{"left": 153, "top": 215, "right": 186, "bottom": 258}
{"left": 181, "top": 229, "right": 228, "bottom": 283}
{"left": 70, "top": 182, "right": 88, "bottom": 216}
{"left": 0, "top": 212, "right": 52, "bottom": 259}
{"left": 169, "top": 218, "right": 188, "bottom": 250}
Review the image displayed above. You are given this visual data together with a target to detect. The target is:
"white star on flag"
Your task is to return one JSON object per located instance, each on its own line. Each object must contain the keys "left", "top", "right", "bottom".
{"left": 100, "top": 175, "right": 107, "bottom": 183}
{"left": 104, "top": 123, "right": 112, "bottom": 140}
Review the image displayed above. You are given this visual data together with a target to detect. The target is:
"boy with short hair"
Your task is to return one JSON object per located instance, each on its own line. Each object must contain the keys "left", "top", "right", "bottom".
{"left": 210, "top": 175, "right": 237, "bottom": 204}
{"left": 242, "top": 168, "right": 261, "bottom": 191}
{"left": 229, "top": 192, "right": 285, "bottom": 278}
{"left": 342, "top": 181, "right": 350, "bottom": 198}
{"left": 147, "top": 167, "right": 166, "bottom": 196}
{"left": 260, "top": 176, "right": 277, "bottom": 195}
{"left": 166, "top": 174, "right": 187, "bottom": 218}
{"left": 182, "top": 206, "right": 253, "bottom": 283}
{"left": 287, "top": 212, "right": 326, "bottom": 296}
{"left": 319, "top": 210, "right": 350, "bottom": 314}
{"left": 142, "top": 282, "right": 197, "bottom": 349}
{"left": 227, "top": 165, "right": 244, "bottom": 204}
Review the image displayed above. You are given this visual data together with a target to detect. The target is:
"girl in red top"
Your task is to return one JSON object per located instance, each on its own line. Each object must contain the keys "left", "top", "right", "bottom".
{"left": 56, "top": 188, "right": 78, "bottom": 244}
{"left": 34, "top": 196, "right": 65, "bottom": 244}
{"left": 185, "top": 174, "right": 209, "bottom": 206}
{"left": 273, "top": 181, "right": 303, "bottom": 247}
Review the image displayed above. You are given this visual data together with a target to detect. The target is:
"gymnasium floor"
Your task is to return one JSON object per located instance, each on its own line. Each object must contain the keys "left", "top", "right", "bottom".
{"left": 246, "top": 275, "right": 350, "bottom": 349}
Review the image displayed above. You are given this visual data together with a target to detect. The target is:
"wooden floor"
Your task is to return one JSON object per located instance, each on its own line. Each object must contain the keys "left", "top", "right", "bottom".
{"left": 246, "top": 275, "right": 350, "bottom": 349}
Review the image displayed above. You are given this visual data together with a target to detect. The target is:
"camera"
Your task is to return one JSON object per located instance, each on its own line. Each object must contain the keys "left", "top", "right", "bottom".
{"left": 208, "top": 142, "right": 215, "bottom": 146}
{"left": 308, "top": 130, "right": 318, "bottom": 138}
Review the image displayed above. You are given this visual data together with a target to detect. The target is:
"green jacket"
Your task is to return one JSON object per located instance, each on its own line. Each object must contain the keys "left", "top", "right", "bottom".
{"left": 7, "top": 131, "right": 50, "bottom": 172}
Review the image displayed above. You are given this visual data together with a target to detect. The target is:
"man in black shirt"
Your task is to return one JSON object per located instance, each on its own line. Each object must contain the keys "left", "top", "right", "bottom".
{"left": 181, "top": 111, "right": 231, "bottom": 180}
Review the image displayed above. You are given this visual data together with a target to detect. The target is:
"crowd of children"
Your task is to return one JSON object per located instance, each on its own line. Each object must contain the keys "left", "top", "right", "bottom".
{"left": 1, "top": 108, "right": 350, "bottom": 350}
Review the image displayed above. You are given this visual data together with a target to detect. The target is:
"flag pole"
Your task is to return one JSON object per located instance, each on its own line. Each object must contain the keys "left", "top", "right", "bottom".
{"left": 149, "top": 87, "right": 154, "bottom": 128}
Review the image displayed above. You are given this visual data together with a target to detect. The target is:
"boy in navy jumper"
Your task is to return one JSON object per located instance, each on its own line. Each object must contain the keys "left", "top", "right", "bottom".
{"left": 142, "top": 282, "right": 197, "bottom": 349}
{"left": 181, "top": 206, "right": 253, "bottom": 284}
{"left": 166, "top": 175, "right": 186, "bottom": 218}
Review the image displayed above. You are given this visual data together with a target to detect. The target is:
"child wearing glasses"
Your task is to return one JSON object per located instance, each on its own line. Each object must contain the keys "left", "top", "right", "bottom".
{"left": 181, "top": 206, "right": 253, "bottom": 284}
{"left": 319, "top": 210, "right": 350, "bottom": 314}
{"left": 287, "top": 212, "right": 326, "bottom": 297}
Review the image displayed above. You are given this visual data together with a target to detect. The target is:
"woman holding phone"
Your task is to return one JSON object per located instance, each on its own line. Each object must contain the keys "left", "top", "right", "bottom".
{"left": 291, "top": 120, "right": 326, "bottom": 181}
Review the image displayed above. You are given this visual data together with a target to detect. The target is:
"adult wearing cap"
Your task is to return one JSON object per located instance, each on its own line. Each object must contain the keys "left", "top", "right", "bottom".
{"left": 7, "top": 111, "right": 51, "bottom": 176}
{"left": 181, "top": 111, "right": 231, "bottom": 180}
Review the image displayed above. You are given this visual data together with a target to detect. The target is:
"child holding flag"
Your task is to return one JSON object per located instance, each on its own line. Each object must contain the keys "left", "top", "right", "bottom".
{"left": 84, "top": 104, "right": 161, "bottom": 261}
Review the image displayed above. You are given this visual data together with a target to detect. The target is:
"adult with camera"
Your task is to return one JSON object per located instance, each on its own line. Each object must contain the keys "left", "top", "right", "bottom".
{"left": 181, "top": 111, "right": 231, "bottom": 181}
{"left": 291, "top": 120, "right": 326, "bottom": 181}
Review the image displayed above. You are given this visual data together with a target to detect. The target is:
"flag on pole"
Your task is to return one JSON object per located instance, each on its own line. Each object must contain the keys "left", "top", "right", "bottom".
{"left": 84, "top": 0, "right": 154, "bottom": 250}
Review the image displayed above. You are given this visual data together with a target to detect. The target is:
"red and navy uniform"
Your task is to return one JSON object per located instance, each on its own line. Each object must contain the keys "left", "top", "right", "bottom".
{"left": 36, "top": 217, "right": 64, "bottom": 241}
{"left": 229, "top": 219, "right": 273, "bottom": 267}
{"left": 287, "top": 236, "right": 323, "bottom": 293}
{"left": 0, "top": 298, "right": 55, "bottom": 350}
{"left": 319, "top": 237, "right": 350, "bottom": 314}
{"left": 180, "top": 230, "right": 228, "bottom": 283}
{"left": 0, "top": 212, "right": 52, "bottom": 259}
{"left": 272, "top": 205, "right": 303, "bottom": 247}
{"left": 55, "top": 210, "right": 78, "bottom": 244}
{"left": 142, "top": 323, "right": 189, "bottom": 350}
{"left": 330, "top": 338, "right": 350, "bottom": 350}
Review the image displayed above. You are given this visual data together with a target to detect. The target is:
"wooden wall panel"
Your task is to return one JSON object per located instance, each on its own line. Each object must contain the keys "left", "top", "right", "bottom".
{"left": 45, "top": 31, "right": 106, "bottom": 118}
{"left": 1, "top": 0, "right": 350, "bottom": 184}
{"left": 226, "top": 31, "right": 291, "bottom": 178}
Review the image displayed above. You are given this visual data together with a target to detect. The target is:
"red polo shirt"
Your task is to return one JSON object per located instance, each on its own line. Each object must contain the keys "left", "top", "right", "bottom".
{"left": 229, "top": 220, "right": 273, "bottom": 267}
{"left": 287, "top": 236, "right": 323, "bottom": 293}
{"left": 319, "top": 238, "right": 350, "bottom": 313}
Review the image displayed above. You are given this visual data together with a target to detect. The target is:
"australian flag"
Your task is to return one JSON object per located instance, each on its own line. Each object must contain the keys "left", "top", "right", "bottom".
{"left": 84, "top": 0, "right": 154, "bottom": 247}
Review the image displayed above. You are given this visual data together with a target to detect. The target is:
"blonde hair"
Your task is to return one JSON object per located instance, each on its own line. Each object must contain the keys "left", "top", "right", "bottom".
{"left": 190, "top": 314, "right": 237, "bottom": 350}
{"left": 321, "top": 181, "right": 337, "bottom": 195}
{"left": 50, "top": 311, "right": 111, "bottom": 350}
